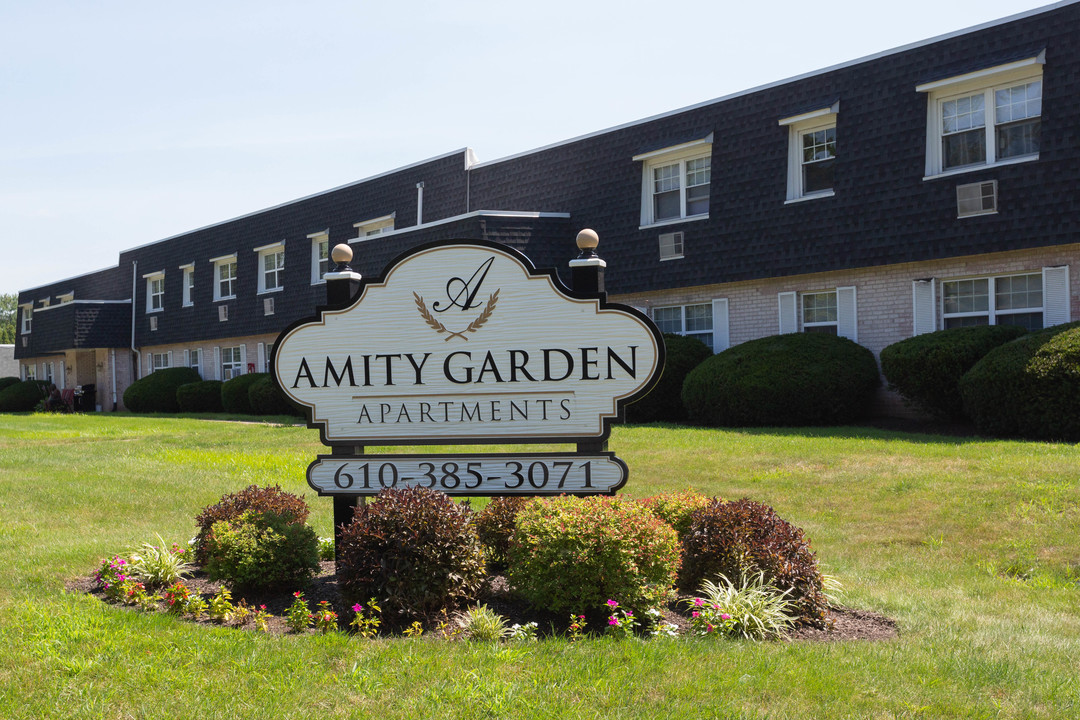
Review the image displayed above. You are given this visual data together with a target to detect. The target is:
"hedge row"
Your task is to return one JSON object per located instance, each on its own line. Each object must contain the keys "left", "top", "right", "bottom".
{"left": 122, "top": 371, "right": 303, "bottom": 417}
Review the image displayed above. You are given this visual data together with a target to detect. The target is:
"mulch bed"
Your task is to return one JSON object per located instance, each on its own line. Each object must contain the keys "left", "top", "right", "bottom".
{"left": 67, "top": 563, "right": 897, "bottom": 641}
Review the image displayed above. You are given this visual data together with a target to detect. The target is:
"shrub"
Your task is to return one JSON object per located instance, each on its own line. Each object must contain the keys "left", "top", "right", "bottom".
{"left": 507, "top": 495, "right": 680, "bottom": 614}
{"left": 221, "top": 373, "right": 267, "bottom": 415}
{"left": 176, "top": 380, "right": 224, "bottom": 413}
{"left": 0, "top": 377, "right": 20, "bottom": 393}
{"left": 0, "top": 379, "right": 49, "bottom": 412}
{"left": 681, "top": 333, "right": 880, "bottom": 427}
{"left": 337, "top": 486, "right": 486, "bottom": 624}
{"left": 193, "top": 485, "right": 310, "bottom": 564}
{"left": 625, "top": 333, "right": 712, "bottom": 423}
{"left": 248, "top": 375, "right": 302, "bottom": 416}
{"left": 474, "top": 496, "right": 532, "bottom": 568}
{"left": 123, "top": 367, "right": 201, "bottom": 413}
{"left": 203, "top": 510, "right": 320, "bottom": 590}
{"left": 638, "top": 489, "right": 713, "bottom": 541}
{"left": 678, "top": 498, "right": 828, "bottom": 627}
{"left": 880, "top": 325, "right": 1027, "bottom": 419}
{"left": 959, "top": 321, "right": 1080, "bottom": 441}
{"left": 459, "top": 604, "right": 510, "bottom": 642}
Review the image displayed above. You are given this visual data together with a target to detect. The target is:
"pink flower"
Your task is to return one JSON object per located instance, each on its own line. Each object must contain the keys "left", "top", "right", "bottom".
{"left": 608, "top": 616, "right": 618, "bottom": 626}
{"left": 352, "top": 603, "right": 363, "bottom": 613}
{"left": 693, "top": 598, "right": 704, "bottom": 607}
{"left": 293, "top": 591, "right": 302, "bottom": 598}
{"left": 606, "top": 599, "right": 618, "bottom": 608}
{"left": 259, "top": 605, "right": 267, "bottom": 610}
{"left": 720, "top": 613, "right": 732, "bottom": 621}
{"left": 691, "top": 611, "right": 700, "bottom": 619}
{"left": 706, "top": 623, "right": 714, "bottom": 633}
{"left": 625, "top": 611, "right": 633, "bottom": 617}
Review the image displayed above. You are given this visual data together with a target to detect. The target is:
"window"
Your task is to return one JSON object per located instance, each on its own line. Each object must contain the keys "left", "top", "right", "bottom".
{"left": 20, "top": 305, "right": 31, "bottom": 334}
{"left": 309, "top": 231, "right": 329, "bottom": 284}
{"left": 634, "top": 136, "right": 712, "bottom": 227}
{"left": 145, "top": 272, "right": 165, "bottom": 313}
{"left": 256, "top": 242, "right": 284, "bottom": 294}
{"left": 942, "top": 272, "right": 1045, "bottom": 330}
{"left": 653, "top": 303, "right": 714, "bottom": 348}
{"left": 781, "top": 104, "right": 838, "bottom": 201}
{"left": 918, "top": 54, "right": 1043, "bottom": 177}
{"left": 43, "top": 362, "right": 54, "bottom": 383}
{"left": 150, "top": 352, "right": 170, "bottom": 372}
{"left": 354, "top": 215, "right": 395, "bottom": 240}
{"left": 57, "top": 292, "right": 74, "bottom": 304}
{"left": 221, "top": 346, "right": 243, "bottom": 381}
{"left": 779, "top": 287, "right": 858, "bottom": 341}
{"left": 212, "top": 255, "right": 237, "bottom": 301}
{"left": 181, "top": 264, "right": 194, "bottom": 306}
{"left": 801, "top": 291, "right": 838, "bottom": 334}
{"left": 23, "top": 364, "right": 35, "bottom": 381}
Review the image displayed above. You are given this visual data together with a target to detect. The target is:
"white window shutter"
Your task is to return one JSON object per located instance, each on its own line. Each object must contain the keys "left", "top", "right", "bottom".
{"left": 1043, "top": 266, "right": 1070, "bottom": 327}
{"left": 837, "top": 286, "right": 858, "bottom": 342}
{"left": 912, "top": 280, "right": 936, "bottom": 335}
{"left": 778, "top": 292, "right": 797, "bottom": 334}
{"left": 166, "top": 351, "right": 172, "bottom": 368}
{"left": 147, "top": 355, "right": 152, "bottom": 375}
{"left": 214, "top": 347, "right": 221, "bottom": 380}
{"left": 183, "top": 349, "right": 190, "bottom": 367}
{"left": 711, "top": 298, "right": 729, "bottom": 352}
{"left": 239, "top": 345, "right": 247, "bottom": 374}
{"left": 257, "top": 343, "right": 265, "bottom": 373}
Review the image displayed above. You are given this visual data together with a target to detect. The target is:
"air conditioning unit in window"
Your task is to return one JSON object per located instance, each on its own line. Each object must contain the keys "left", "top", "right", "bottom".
{"left": 149, "top": 316, "right": 158, "bottom": 331}
{"left": 659, "top": 231, "right": 685, "bottom": 260}
{"left": 957, "top": 180, "right": 997, "bottom": 218}
{"left": 263, "top": 297, "right": 275, "bottom": 316}
{"left": 21, "top": 337, "right": 27, "bottom": 348}
{"left": 218, "top": 305, "right": 229, "bottom": 322}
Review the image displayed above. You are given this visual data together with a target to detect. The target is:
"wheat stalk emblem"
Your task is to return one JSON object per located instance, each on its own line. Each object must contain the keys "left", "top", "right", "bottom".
{"left": 413, "top": 289, "right": 499, "bottom": 341}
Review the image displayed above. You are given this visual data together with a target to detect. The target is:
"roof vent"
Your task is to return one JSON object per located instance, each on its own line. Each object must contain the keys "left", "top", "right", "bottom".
{"left": 263, "top": 297, "right": 275, "bottom": 316}
{"left": 659, "top": 231, "right": 684, "bottom": 260}
{"left": 149, "top": 316, "right": 158, "bottom": 331}
{"left": 21, "top": 337, "right": 27, "bottom": 348}
{"left": 218, "top": 305, "right": 229, "bottom": 322}
{"left": 957, "top": 180, "right": 997, "bottom": 218}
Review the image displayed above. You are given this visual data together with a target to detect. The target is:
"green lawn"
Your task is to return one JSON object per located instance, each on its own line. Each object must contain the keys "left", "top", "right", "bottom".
{"left": 1, "top": 414, "right": 1078, "bottom": 719}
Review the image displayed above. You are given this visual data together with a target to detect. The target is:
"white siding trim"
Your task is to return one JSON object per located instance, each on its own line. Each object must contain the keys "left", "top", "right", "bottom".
{"left": 836, "top": 286, "right": 858, "bottom": 342}
{"left": 213, "top": 347, "right": 221, "bottom": 381}
{"left": 711, "top": 298, "right": 729, "bottom": 352}
{"left": 913, "top": 280, "right": 937, "bottom": 335}
{"left": 1043, "top": 265, "right": 1071, "bottom": 327}
{"left": 239, "top": 345, "right": 247, "bottom": 374}
{"left": 778, "top": 292, "right": 798, "bottom": 334}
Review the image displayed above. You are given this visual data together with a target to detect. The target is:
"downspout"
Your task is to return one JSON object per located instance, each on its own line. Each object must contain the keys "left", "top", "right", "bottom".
{"left": 110, "top": 348, "right": 117, "bottom": 410}
{"left": 131, "top": 261, "right": 140, "bottom": 380}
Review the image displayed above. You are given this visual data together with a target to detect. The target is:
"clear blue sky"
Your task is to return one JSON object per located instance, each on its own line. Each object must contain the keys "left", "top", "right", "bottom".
{"left": 0, "top": 0, "right": 1059, "bottom": 294}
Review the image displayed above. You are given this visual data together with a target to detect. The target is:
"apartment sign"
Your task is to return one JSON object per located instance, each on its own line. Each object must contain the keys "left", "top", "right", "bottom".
{"left": 272, "top": 241, "right": 663, "bottom": 446}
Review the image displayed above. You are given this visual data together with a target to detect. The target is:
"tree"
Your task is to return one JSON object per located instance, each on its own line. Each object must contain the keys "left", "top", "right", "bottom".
{"left": 0, "top": 294, "right": 16, "bottom": 344}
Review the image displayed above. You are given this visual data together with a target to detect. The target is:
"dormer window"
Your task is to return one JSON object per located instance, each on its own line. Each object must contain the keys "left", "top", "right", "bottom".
{"left": 634, "top": 136, "right": 713, "bottom": 228}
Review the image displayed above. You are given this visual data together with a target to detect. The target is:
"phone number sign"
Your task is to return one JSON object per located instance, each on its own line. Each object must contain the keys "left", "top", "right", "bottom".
{"left": 307, "top": 453, "right": 627, "bottom": 496}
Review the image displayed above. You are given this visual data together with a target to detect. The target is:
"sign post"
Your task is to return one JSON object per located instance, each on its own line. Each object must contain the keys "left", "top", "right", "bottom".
{"left": 272, "top": 232, "right": 665, "bottom": 552}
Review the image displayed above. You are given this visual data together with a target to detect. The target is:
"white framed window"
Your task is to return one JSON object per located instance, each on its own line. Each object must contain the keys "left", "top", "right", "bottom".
{"left": 779, "top": 287, "right": 858, "bottom": 341}
{"left": 653, "top": 303, "right": 714, "bottom": 348}
{"left": 309, "top": 231, "right": 329, "bottom": 284}
{"left": 23, "top": 363, "right": 35, "bottom": 381}
{"left": 801, "top": 291, "right": 839, "bottom": 334}
{"left": 43, "top": 362, "right": 54, "bottom": 383}
{"left": 57, "top": 292, "right": 74, "bottom": 305}
{"left": 942, "top": 272, "right": 1045, "bottom": 331}
{"left": 781, "top": 104, "right": 838, "bottom": 202}
{"left": 255, "top": 242, "right": 285, "bottom": 294}
{"left": 221, "top": 346, "right": 243, "bottom": 381}
{"left": 918, "top": 54, "right": 1043, "bottom": 178}
{"left": 144, "top": 271, "right": 165, "bottom": 313}
{"left": 211, "top": 254, "right": 237, "bottom": 301}
{"left": 634, "top": 136, "right": 712, "bottom": 228}
{"left": 20, "top": 304, "right": 32, "bottom": 334}
{"left": 150, "top": 352, "right": 171, "bottom": 373}
{"left": 180, "top": 264, "right": 194, "bottom": 307}
{"left": 354, "top": 215, "right": 395, "bottom": 240}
